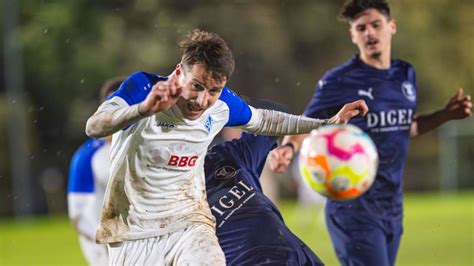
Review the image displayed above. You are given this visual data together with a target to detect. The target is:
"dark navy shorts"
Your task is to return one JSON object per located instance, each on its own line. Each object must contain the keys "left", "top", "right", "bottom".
{"left": 326, "top": 210, "right": 403, "bottom": 266}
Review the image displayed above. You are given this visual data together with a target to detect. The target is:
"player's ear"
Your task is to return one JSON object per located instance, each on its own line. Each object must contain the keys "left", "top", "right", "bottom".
{"left": 175, "top": 63, "right": 187, "bottom": 85}
{"left": 390, "top": 18, "right": 397, "bottom": 35}
{"left": 175, "top": 63, "right": 183, "bottom": 76}
{"left": 348, "top": 22, "right": 357, "bottom": 44}
{"left": 349, "top": 27, "right": 357, "bottom": 44}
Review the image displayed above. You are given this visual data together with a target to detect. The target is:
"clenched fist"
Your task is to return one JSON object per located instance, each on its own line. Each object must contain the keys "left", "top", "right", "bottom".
{"left": 138, "top": 74, "right": 183, "bottom": 116}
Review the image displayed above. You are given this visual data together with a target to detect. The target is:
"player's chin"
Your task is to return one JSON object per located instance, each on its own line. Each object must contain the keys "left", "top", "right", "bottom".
{"left": 369, "top": 51, "right": 382, "bottom": 59}
{"left": 184, "top": 110, "right": 204, "bottom": 120}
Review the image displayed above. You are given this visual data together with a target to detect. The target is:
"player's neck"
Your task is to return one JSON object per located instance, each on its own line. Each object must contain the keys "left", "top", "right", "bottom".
{"left": 359, "top": 51, "right": 391, "bottom": 70}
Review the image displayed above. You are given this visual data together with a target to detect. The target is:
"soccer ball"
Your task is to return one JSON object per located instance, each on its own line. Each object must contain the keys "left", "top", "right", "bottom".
{"left": 298, "top": 124, "right": 378, "bottom": 201}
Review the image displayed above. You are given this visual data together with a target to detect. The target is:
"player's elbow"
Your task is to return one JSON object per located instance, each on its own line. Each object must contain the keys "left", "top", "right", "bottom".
{"left": 85, "top": 116, "right": 107, "bottom": 138}
{"left": 409, "top": 121, "right": 420, "bottom": 138}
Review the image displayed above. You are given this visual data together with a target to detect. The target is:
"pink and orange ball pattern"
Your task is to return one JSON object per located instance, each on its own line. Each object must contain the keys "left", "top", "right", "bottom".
{"left": 299, "top": 124, "right": 378, "bottom": 201}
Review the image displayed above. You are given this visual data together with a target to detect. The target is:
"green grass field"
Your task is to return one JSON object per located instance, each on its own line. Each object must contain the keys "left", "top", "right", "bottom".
{"left": 0, "top": 192, "right": 472, "bottom": 266}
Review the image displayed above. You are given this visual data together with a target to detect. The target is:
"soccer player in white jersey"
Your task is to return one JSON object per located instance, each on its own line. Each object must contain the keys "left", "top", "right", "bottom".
{"left": 85, "top": 29, "right": 369, "bottom": 265}
{"left": 68, "top": 78, "right": 123, "bottom": 266}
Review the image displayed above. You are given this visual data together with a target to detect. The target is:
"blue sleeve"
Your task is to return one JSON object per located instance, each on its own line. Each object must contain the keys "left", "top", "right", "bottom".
{"left": 407, "top": 65, "right": 416, "bottom": 87}
{"left": 219, "top": 87, "right": 253, "bottom": 127}
{"left": 107, "top": 72, "right": 165, "bottom": 105}
{"left": 303, "top": 75, "right": 346, "bottom": 119}
{"left": 67, "top": 140, "right": 98, "bottom": 193}
{"left": 231, "top": 133, "right": 277, "bottom": 177}
{"left": 408, "top": 64, "right": 418, "bottom": 112}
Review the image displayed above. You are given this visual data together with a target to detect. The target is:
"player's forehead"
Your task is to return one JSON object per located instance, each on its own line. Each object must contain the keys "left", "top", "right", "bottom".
{"left": 185, "top": 64, "right": 227, "bottom": 89}
{"left": 350, "top": 8, "right": 388, "bottom": 28}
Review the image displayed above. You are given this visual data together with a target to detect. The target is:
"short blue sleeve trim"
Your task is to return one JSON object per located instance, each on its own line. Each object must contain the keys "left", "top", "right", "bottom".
{"left": 67, "top": 139, "right": 105, "bottom": 193}
{"left": 107, "top": 72, "right": 166, "bottom": 106}
{"left": 219, "top": 87, "right": 252, "bottom": 127}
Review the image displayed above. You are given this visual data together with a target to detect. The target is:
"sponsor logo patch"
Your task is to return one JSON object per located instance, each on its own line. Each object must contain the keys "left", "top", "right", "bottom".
{"left": 204, "top": 116, "right": 213, "bottom": 133}
{"left": 215, "top": 166, "right": 237, "bottom": 180}
{"left": 401, "top": 81, "right": 416, "bottom": 102}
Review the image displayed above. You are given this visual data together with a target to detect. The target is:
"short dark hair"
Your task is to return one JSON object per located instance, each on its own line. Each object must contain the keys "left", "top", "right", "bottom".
{"left": 339, "top": 0, "right": 391, "bottom": 22}
{"left": 178, "top": 29, "right": 235, "bottom": 83}
{"left": 100, "top": 77, "right": 125, "bottom": 102}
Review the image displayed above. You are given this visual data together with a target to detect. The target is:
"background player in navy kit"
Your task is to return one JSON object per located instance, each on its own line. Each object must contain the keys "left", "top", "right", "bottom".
{"left": 67, "top": 77, "right": 123, "bottom": 266}
{"left": 269, "top": 1, "right": 472, "bottom": 265}
{"left": 205, "top": 99, "right": 323, "bottom": 265}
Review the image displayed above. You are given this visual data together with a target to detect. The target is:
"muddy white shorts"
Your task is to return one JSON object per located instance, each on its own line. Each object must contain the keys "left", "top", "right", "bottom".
{"left": 108, "top": 223, "right": 225, "bottom": 266}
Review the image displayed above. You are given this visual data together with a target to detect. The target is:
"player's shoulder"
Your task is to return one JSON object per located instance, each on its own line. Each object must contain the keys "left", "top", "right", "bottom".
{"left": 391, "top": 58, "right": 417, "bottom": 83}
{"left": 108, "top": 71, "right": 167, "bottom": 105}
{"left": 69, "top": 138, "right": 104, "bottom": 193}
{"left": 215, "top": 87, "right": 253, "bottom": 126}
{"left": 218, "top": 87, "right": 240, "bottom": 103}
{"left": 72, "top": 138, "right": 106, "bottom": 160}
{"left": 323, "top": 56, "right": 359, "bottom": 80}
{"left": 317, "top": 57, "right": 359, "bottom": 90}
{"left": 79, "top": 138, "right": 105, "bottom": 151}
{"left": 127, "top": 71, "right": 167, "bottom": 86}
{"left": 392, "top": 58, "right": 415, "bottom": 71}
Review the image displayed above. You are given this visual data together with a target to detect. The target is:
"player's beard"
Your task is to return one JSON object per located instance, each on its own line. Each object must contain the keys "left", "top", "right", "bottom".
{"left": 370, "top": 51, "right": 382, "bottom": 59}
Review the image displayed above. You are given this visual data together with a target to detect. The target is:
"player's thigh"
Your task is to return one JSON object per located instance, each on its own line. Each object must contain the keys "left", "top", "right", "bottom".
{"left": 326, "top": 212, "right": 390, "bottom": 266}
{"left": 387, "top": 221, "right": 403, "bottom": 266}
{"left": 173, "top": 223, "right": 225, "bottom": 266}
{"left": 108, "top": 237, "right": 167, "bottom": 266}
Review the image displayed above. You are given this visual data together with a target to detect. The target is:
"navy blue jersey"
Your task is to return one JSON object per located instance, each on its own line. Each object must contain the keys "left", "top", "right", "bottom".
{"left": 205, "top": 133, "right": 323, "bottom": 265}
{"left": 304, "top": 55, "right": 417, "bottom": 220}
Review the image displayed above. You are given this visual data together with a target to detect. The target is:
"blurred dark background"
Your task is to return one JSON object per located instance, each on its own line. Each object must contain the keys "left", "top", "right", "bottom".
{"left": 0, "top": 0, "right": 473, "bottom": 216}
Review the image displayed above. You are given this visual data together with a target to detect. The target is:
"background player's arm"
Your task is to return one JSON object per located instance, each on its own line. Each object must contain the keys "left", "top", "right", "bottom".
{"left": 268, "top": 134, "right": 307, "bottom": 174}
{"left": 85, "top": 76, "right": 182, "bottom": 138}
{"left": 67, "top": 193, "right": 97, "bottom": 241}
{"left": 410, "top": 88, "right": 472, "bottom": 137}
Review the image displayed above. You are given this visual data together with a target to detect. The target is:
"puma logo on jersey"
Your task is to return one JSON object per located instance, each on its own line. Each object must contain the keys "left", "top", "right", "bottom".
{"left": 358, "top": 87, "right": 374, "bottom": 100}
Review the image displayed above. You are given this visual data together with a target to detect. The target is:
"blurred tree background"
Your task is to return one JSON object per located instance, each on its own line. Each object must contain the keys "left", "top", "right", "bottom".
{"left": 0, "top": 0, "right": 472, "bottom": 216}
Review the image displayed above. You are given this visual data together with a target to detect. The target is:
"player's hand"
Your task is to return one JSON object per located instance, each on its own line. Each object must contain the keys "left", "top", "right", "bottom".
{"left": 328, "top": 99, "right": 368, "bottom": 124}
{"left": 268, "top": 144, "right": 294, "bottom": 173}
{"left": 138, "top": 74, "right": 183, "bottom": 116}
{"left": 442, "top": 88, "right": 472, "bottom": 120}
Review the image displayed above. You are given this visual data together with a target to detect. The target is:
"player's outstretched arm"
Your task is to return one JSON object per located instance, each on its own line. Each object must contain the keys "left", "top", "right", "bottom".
{"left": 410, "top": 88, "right": 472, "bottom": 137}
{"left": 85, "top": 76, "right": 182, "bottom": 138}
{"left": 267, "top": 100, "right": 368, "bottom": 173}
{"left": 243, "top": 99, "right": 368, "bottom": 136}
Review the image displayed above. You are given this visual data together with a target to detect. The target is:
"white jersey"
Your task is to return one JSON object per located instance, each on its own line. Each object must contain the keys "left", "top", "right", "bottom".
{"left": 68, "top": 138, "right": 111, "bottom": 265}
{"left": 96, "top": 72, "right": 260, "bottom": 244}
